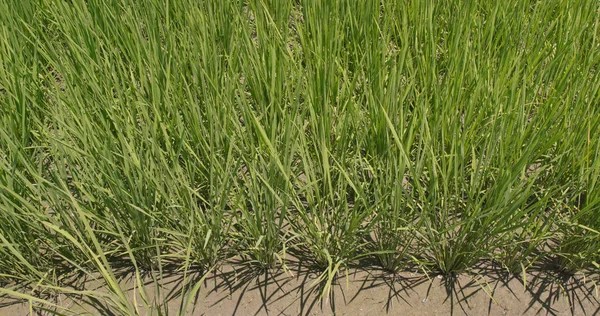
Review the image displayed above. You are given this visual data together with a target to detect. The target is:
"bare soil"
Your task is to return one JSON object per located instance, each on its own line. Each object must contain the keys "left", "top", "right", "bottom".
{"left": 1, "top": 263, "right": 599, "bottom": 315}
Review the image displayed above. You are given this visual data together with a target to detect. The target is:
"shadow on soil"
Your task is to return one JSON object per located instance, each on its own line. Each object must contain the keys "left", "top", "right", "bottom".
{"left": 1, "top": 259, "right": 599, "bottom": 315}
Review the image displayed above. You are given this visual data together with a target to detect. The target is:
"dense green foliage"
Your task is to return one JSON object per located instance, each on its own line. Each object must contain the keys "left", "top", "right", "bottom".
{"left": 1, "top": 0, "right": 599, "bottom": 313}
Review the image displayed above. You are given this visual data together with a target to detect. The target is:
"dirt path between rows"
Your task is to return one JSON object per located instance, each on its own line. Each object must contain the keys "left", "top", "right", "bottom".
{"left": 2, "top": 264, "right": 599, "bottom": 315}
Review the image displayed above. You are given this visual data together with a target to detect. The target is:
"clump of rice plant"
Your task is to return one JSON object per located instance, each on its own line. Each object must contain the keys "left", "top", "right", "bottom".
{"left": 0, "top": 0, "right": 599, "bottom": 313}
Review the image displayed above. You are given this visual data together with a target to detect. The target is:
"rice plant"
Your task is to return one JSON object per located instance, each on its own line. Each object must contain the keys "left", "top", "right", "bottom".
{"left": 0, "top": 0, "right": 599, "bottom": 314}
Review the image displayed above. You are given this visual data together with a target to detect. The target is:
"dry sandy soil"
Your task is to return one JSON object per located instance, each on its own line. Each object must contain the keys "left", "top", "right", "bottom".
{"left": 1, "top": 263, "right": 599, "bottom": 315}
